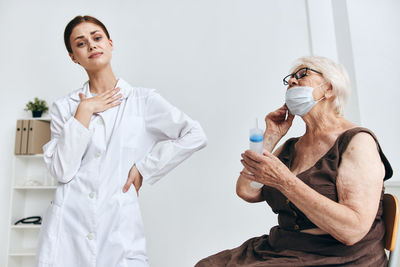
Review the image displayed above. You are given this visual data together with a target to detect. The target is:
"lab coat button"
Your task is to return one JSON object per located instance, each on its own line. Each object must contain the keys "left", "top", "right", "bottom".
{"left": 89, "top": 192, "right": 96, "bottom": 199}
{"left": 97, "top": 119, "right": 103, "bottom": 125}
{"left": 95, "top": 152, "right": 101, "bottom": 158}
{"left": 87, "top": 233, "right": 95, "bottom": 240}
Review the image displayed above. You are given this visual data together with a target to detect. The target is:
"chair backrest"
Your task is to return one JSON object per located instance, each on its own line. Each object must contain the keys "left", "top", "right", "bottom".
{"left": 383, "top": 193, "right": 400, "bottom": 251}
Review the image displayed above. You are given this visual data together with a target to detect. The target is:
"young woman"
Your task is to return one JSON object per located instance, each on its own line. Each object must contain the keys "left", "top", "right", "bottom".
{"left": 36, "top": 15, "right": 207, "bottom": 267}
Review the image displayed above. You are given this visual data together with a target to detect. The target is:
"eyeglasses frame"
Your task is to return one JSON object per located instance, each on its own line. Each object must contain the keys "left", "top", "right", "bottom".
{"left": 283, "top": 67, "right": 323, "bottom": 85}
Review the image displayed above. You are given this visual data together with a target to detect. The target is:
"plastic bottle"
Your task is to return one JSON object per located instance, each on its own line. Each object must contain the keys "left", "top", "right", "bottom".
{"left": 249, "top": 119, "right": 264, "bottom": 189}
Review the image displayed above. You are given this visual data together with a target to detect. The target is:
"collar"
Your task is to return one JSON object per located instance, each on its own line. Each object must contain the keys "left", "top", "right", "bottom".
{"left": 69, "top": 78, "right": 131, "bottom": 101}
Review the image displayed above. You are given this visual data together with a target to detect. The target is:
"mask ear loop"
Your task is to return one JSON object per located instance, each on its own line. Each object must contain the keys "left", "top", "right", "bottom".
{"left": 315, "top": 81, "right": 328, "bottom": 102}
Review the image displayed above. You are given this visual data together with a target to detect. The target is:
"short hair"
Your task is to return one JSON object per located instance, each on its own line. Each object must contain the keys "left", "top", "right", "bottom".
{"left": 64, "top": 15, "right": 110, "bottom": 53}
{"left": 289, "top": 56, "right": 351, "bottom": 116}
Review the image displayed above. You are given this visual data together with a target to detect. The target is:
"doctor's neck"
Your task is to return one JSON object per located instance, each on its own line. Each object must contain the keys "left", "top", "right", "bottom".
{"left": 87, "top": 65, "right": 117, "bottom": 95}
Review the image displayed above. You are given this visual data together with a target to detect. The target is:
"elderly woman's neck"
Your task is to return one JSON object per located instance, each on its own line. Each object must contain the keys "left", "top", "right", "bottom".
{"left": 303, "top": 111, "right": 347, "bottom": 137}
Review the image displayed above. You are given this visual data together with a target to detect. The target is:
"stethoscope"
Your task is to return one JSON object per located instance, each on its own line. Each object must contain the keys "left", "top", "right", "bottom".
{"left": 14, "top": 216, "right": 42, "bottom": 225}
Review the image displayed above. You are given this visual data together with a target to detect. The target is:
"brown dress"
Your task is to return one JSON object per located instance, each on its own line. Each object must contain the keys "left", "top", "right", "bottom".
{"left": 196, "top": 127, "right": 393, "bottom": 267}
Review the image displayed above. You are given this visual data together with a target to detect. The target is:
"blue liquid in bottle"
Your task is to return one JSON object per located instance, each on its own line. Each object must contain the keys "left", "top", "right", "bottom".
{"left": 249, "top": 119, "right": 264, "bottom": 188}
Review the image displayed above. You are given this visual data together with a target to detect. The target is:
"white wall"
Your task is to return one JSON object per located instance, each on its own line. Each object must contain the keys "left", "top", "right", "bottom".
{"left": 0, "top": 1, "right": 397, "bottom": 267}
{"left": 346, "top": 0, "right": 400, "bottom": 181}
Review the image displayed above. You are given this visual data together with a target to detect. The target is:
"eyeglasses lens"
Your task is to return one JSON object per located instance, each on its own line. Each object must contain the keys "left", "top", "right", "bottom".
{"left": 284, "top": 68, "right": 309, "bottom": 85}
{"left": 295, "top": 68, "right": 308, "bottom": 79}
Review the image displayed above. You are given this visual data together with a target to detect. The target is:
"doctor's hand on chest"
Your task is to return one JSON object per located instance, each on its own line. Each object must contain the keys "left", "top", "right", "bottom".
{"left": 74, "top": 87, "right": 122, "bottom": 128}
{"left": 123, "top": 165, "right": 143, "bottom": 195}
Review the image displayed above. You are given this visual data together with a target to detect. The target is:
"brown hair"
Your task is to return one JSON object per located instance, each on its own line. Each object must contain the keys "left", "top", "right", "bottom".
{"left": 64, "top": 15, "right": 110, "bottom": 53}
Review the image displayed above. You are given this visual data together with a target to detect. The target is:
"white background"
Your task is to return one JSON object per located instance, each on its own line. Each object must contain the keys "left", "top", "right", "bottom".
{"left": 0, "top": 0, "right": 398, "bottom": 266}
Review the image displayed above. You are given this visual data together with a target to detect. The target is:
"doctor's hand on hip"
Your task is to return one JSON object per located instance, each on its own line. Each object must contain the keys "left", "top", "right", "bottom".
{"left": 123, "top": 165, "right": 143, "bottom": 195}
{"left": 74, "top": 87, "right": 122, "bottom": 128}
{"left": 263, "top": 104, "right": 294, "bottom": 152}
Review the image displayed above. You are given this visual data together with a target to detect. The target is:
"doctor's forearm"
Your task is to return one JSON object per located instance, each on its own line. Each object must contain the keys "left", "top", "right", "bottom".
{"left": 44, "top": 117, "right": 92, "bottom": 183}
{"left": 74, "top": 103, "right": 93, "bottom": 129}
{"left": 137, "top": 124, "right": 207, "bottom": 184}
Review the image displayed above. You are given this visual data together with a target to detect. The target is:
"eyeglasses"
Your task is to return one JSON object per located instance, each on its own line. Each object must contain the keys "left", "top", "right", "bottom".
{"left": 283, "top": 67, "right": 323, "bottom": 85}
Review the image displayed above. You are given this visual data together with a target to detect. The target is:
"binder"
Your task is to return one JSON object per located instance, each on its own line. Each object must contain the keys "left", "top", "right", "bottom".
{"left": 14, "top": 120, "right": 23, "bottom": 155}
{"left": 20, "top": 120, "right": 30, "bottom": 155}
{"left": 27, "top": 120, "right": 50, "bottom": 155}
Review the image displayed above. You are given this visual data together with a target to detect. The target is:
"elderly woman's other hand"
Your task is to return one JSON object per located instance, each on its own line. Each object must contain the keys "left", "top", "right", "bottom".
{"left": 240, "top": 150, "right": 295, "bottom": 192}
{"left": 263, "top": 105, "right": 294, "bottom": 152}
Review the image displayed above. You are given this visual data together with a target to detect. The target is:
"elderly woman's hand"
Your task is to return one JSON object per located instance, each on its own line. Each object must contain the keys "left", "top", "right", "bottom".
{"left": 240, "top": 149, "right": 295, "bottom": 192}
{"left": 265, "top": 104, "right": 294, "bottom": 137}
{"left": 263, "top": 105, "right": 294, "bottom": 152}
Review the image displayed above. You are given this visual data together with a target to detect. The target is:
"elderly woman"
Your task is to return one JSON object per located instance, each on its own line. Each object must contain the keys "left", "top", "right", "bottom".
{"left": 196, "top": 56, "right": 393, "bottom": 266}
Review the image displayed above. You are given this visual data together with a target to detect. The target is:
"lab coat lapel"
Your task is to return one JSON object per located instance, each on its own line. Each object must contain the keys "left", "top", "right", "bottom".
{"left": 99, "top": 79, "right": 131, "bottom": 149}
{"left": 69, "top": 81, "right": 90, "bottom": 101}
{"left": 69, "top": 78, "right": 131, "bottom": 102}
{"left": 68, "top": 79, "right": 131, "bottom": 149}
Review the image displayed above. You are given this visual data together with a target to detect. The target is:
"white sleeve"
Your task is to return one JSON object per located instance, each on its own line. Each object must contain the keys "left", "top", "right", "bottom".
{"left": 42, "top": 100, "right": 92, "bottom": 183}
{"left": 135, "top": 91, "right": 207, "bottom": 185}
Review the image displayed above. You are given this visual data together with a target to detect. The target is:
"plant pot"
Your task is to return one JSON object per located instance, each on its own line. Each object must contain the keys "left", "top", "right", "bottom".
{"left": 32, "top": 111, "right": 43, "bottom": 118}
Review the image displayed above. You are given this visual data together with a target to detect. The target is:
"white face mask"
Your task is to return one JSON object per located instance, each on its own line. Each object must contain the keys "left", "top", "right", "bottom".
{"left": 285, "top": 84, "right": 325, "bottom": 116}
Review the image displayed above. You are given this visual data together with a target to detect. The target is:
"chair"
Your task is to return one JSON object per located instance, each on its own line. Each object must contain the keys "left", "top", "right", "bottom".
{"left": 383, "top": 193, "right": 400, "bottom": 267}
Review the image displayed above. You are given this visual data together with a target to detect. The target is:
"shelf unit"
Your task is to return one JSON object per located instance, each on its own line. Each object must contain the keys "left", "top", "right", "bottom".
{"left": 6, "top": 118, "right": 57, "bottom": 267}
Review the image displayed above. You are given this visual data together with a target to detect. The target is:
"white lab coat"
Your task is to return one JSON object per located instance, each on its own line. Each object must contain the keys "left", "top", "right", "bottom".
{"left": 35, "top": 78, "right": 207, "bottom": 267}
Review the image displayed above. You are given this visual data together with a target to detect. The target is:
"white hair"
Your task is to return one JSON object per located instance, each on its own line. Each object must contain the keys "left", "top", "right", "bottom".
{"left": 290, "top": 56, "right": 351, "bottom": 116}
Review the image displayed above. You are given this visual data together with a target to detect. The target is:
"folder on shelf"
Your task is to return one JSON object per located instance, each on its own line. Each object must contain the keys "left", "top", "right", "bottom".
{"left": 14, "top": 120, "right": 23, "bottom": 155}
{"left": 27, "top": 120, "right": 50, "bottom": 155}
{"left": 20, "top": 120, "right": 30, "bottom": 154}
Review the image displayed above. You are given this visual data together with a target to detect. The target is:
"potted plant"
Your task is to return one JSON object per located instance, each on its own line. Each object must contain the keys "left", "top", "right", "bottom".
{"left": 25, "top": 97, "right": 49, "bottom": 118}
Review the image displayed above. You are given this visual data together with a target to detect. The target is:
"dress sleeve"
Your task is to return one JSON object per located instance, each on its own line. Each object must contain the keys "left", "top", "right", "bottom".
{"left": 135, "top": 91, "right": 207, "bottom": 184}
{"left": 42, "top": 99, "right": 93, "bottom": 183}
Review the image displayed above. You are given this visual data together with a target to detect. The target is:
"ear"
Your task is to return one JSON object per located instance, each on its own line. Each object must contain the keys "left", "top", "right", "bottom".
{"left": 109, "top": 39, "right": 114, "bottom": 51}
{"left": 324, "top": 84, "right": 334, "bottom": 99}
{"left": 69, "top": 52, "right": 79, "bottom": 64}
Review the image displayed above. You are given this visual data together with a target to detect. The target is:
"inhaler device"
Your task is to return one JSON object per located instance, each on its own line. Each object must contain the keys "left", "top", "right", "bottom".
{"left": 249, "top": 119, "right": 264, "bottom": 189}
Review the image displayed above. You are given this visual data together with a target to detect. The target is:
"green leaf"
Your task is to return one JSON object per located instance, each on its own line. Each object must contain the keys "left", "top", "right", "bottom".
{"left": 24, "top": 97, "right": 49, "bottom": 113}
